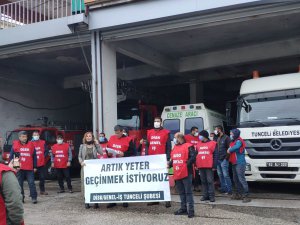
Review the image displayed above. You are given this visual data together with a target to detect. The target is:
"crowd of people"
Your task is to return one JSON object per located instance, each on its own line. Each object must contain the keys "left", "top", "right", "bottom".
{"left": 0, "top": 116, "right": 250, "bottom": 224}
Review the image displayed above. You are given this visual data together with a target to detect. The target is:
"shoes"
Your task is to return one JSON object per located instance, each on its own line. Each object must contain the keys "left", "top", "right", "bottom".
{"left": 231, "top": 193, "right": 242, "bottom": 200}
{"left": 122, "top": 203, "right": 129, "bottom": 208}
{"left": 165, "top": 201, "right": 171, "bottom": 208}
{"left": 32, "top": 199, "right": 37, "bottom": 204}
{"left": 85, "top": 204, "right": 90, "bottom": 209}
{"left": 40, "top": 192, "right": 48, "bottom": 195}
{"left": 107, "top": 203, "right": 117, "bottom": 208}
{"left": 57, "top": 190, "right": 65, "bottom": 193}
{"left": 69, "top": 190, "right": 73, "bottom": 193}
{"left": 200, "top": 196, "right": 209, "bottom": 201}
{"left": 147, "top": 202, "right": 159, "bottom": 206}
{"left": 194, "top": 187, "right": 201, "bottom": 192}
{"left": 174, "top": 209, "right": 188, "bottom": 215}
{"left": 242, "top": 197, "right": 251, "bottom": 203}
{"left": 188, "top": 211, "right": 195, "bottom": 218}
{"left": 93, "top": 204, "right": 99, "bottom": 209}
{"left": 209, "top": 197, "right": 215, "bottom": 202}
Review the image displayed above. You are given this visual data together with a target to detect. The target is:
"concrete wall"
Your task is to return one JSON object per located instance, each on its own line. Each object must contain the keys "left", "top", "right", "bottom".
{"left": 0, "top": 74, "right": 91, "bottom": 144}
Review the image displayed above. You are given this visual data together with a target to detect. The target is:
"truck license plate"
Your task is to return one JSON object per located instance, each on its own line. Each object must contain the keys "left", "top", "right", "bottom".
{"left": 266, "top": 162, "right": 288, "bottom": 167}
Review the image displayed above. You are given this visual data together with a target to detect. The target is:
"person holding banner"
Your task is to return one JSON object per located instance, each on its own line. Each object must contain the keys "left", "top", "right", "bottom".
{"left": 106, "top": 125, "right": 136, "bottom": 208}
{"left": 170, "top": 132, "right": 196, "bottom": 218}
{"left": 78, "top": 132, "right": 103, "bottom": 209}
{"left": 146, "top": 117, "right": 172, "bottom": 208}
{"left": 196, "top": 130, "right": 218, "bottom": 202}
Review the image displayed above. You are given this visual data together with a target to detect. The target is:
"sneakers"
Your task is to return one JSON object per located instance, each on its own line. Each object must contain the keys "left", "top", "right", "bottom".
{"left": 85, "top": 204, "right": 90, "bottom": 209}
{"left": 174, "top": 209, "right": 188, "bottom": 215}
{"left": 107, "top": 203, "right": 117, "bottom": 208}
{"left": 231, "top": 193, "right": 242, "bottom": 200}
{"left": 200, "top": 196, "right": 209, "bottom": 201}
{"left": 69, "top": 190, "right": 73, "bottom": 193}
{"left": 188, "top": 211, "right": 195, "bottom": 218}
{"left": 242, "top": 197, "right": 252, "bottom": 203}
{"left": 32, "top": 199, "right": 37, "bottom": 204}
{"left": 40, "top": 192, "right": 48, "bottom": 195}
{"left": 165, "top": 201, "right": 171, "bottom": 208}
{"left": 57, "top": 189, "right": 65, "bottom": 193}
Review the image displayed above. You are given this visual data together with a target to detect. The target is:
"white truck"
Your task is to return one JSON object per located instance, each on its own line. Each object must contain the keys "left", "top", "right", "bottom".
{"left": 226, "top": 72, "right": 300, "bottom": 182}
{"left": 161, "top": 103, "right": 225, "bottom": 140}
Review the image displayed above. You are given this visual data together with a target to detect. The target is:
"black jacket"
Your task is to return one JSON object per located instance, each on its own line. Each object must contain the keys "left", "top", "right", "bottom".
{"left": 217, "top": 134, "right": 231, "bottom": 160}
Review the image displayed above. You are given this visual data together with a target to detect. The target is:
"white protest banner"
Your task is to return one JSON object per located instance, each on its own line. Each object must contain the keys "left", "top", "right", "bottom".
{"left": 84, "top": 155, "right": 171, "bottom": 204}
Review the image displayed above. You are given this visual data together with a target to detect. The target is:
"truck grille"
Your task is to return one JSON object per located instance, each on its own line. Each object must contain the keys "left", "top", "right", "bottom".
{"left": 258, "top": 167, "right": 299, "bottom": 172}
{"left": 261, "top": 174, "right": 296, "bottom": 179}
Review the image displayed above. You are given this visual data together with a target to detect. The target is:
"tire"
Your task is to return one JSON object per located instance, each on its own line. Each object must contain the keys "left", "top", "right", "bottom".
{"left": 45, "top": 160, "right": 57, "bottom": 180}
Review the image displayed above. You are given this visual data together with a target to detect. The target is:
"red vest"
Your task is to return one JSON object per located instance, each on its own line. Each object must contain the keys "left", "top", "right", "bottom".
{"left": 13, "top": 141, "right": 35, "bottom": 171}
{"left": 107, "top": 135, "right": 131, "bottom": 154}
{"left": 171, "top": 143, "right": 192, "bottom": 180}
{"left": 229, "top": 137, "right": 246, "bottom": 164}
{"left": 0, "top": 164, "right": 16, "bottom": 225}
{"left": 97, "top": 143, "right": 108, "bottom": 159}
{"left": 147, "top": 129, "right": 170, "bottom": 155}
{"left": 52, "top": 143, "right": 70, "bottom": 169}
{"left": 184, "top": 134, "right": 199, "bottom": 147}
{"left": 196, "top": 141, "right": 216, "bottom": 169}
{"left": 31, "top": 140, "right": 46, "bottom": 167}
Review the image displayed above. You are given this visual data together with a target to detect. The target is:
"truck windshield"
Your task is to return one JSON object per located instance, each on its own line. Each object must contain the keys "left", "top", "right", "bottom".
{"left": 6, "top": 131, "right": 19, "bottom": 146}
{"left": 117, "top": 107, "right": 140, "bottom": 130}
{"left": 238, "top": 89, "right": 300, "bottom": 127}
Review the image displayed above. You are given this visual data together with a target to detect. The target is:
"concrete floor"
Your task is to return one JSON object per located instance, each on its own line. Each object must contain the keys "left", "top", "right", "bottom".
{"left": 21, "top": 178, "right": 300, "bottom": 225}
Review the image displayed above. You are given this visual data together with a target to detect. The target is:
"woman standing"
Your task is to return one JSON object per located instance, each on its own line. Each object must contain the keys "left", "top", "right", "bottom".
{"left": 78, "top": 132, "right": 103, "bottom": 209}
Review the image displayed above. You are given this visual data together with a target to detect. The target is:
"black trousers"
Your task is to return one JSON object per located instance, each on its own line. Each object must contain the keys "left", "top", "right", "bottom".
{"left": 56, "top": 168, "right": 72, "bottom": 190}
{"left": 37, "top": 166, "right": 46, "bottom": 192}
{"left": 199, "top": 169, "right": 215, "bottom": 198}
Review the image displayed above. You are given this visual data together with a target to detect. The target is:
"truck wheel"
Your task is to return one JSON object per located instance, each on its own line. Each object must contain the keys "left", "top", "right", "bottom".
{"left": 45, "top": 161, "right": 57, "bottom": 180}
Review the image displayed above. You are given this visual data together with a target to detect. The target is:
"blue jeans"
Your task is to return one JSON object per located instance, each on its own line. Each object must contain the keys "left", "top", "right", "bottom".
{"left": 232, "top": 164, "right": 249, "bottom": 197}
{"left": 175, "top": 174, "right": 194, "bottom": 213}
{"left": 17, "top": 170, "right": 37, "bottom": 200}
{"left": 217, "top": 159, "right": 232, "bottom": 193}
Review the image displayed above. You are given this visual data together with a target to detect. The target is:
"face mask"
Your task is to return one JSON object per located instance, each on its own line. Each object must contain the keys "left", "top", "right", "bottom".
{"left": 154, "top": 122, "right": 161, "bottom": 129}
{"left": 99, "top": 137, "right": 105, "bottom": 142}
{"left": 32, "top": 135, "right": 39, "bottom": 141}
{"left": 86, "top": 141, "right": 94, "bottom": 145}
{"left": 230, "top": 135, "right": 234, "bottom": 140}
{"left": 173, "top": 138, "right": 178, "bottom": 145}
{"left": 57, "top": 139, "right": 63, "bottom": 144}
{"left": 214, "top": 130, "right": 219, "bottom": 136}
{"left": 194, "top": 132, "right": 199, "bottom": 137}
{"left": 123, "top": 133, "right": 128, "bottom": 136}
{"left": 199, "top": 136, "right": 204, "bottom": 141}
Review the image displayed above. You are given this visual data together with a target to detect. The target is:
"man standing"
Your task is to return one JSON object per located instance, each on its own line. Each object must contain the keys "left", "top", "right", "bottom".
{"left": 214, "top": 125, "right": 232, "bottom": 195}
{"left": 51, "top": 135, "right": 73, "bottom": 193}
{"left": 10, "top": 131, "right": 38, "bottom": 204}
{"left": 146, "top": 117, "right": 171, "bottom": 208}
{"left": 170, "top": 133, "right": 196, "bottom": 218}
{"left": 30, "top": 130, "right": 49, "bottom": 195}
{"left": 0, "top": 162, "right": 24, "bottom": 225}
{"left": 184, "top": 127, "right": 200, "bottom": 192}
{"left": 106, "top": 125, "right": 136, "bottom": 208}
{"left": 228, "top": 129, "right": 251, "bottom": 203}
{"left": 195, "top": 130, "right": 218, "bottom": 202}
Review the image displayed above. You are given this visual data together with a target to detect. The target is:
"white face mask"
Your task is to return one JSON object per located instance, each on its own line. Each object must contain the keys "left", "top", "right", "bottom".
{"left": 214, "top": 130, "right": 219, "bottom": 135}
{"left": 173, "top": 138, "right": 178, "bottom": 145}
{"left": 57, "top": 139, "right": 63, "bottom": 144}
{"left": 154, "top": 122, "right": 161, "bottom": 129}
{"left": 194, "top": 132, "right": 199, "bottom": 137}
{"left": 123, "top": 133, "right": 128, "bottom": 136}
{"left": 32, "top": 135, "right": 39, "bottom": 141}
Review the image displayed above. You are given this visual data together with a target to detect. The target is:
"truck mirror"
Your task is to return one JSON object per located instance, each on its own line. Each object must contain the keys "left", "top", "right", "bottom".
{"left": 245, "top": 104, "right": 252, "bottom": 113}
{"left": 226, "top": 101, "right": 237, "bottom": 126}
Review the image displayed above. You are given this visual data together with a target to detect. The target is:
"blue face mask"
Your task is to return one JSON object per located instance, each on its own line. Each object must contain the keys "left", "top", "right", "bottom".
{"left": 99, "top": 137, "right": 105, "bottom": 142}
{"left": 230, "top": 135, "right": 234, "bottom": 140}
{"left": 199, "top": 136, "right": 204, "bottom": 141}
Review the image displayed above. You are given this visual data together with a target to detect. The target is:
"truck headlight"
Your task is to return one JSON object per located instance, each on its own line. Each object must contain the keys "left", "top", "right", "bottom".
{"left": 245, "top": 163, "right": 251, "bottom": 171}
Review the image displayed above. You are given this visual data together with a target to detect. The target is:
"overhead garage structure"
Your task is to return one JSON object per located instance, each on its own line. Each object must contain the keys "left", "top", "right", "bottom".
{"left": 0, "top": 0, "right": 300, "bottom": 138}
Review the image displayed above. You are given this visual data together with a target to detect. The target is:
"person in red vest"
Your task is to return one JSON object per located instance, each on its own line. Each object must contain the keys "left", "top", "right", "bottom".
{"left": 138, "top": 136, "right": 147, "bottom": 156}
{"left": 0, "top": 162, "right": 24, "bottom": 225}
{"left": 51, "top": 134, "right": 73, "bottom": 193}
{"left": 30, "top": 130, "right": 49, "bottom": 195}
{"left": 184, "top": 126, "right": 201, "bottom": 192}
{"left": 106, "top": 125, "right": 136, "bottom": 208}
{"left": 169, "top": 132, "right": 196, "bottom": 218}
{"left": 227, "top": 128, "right": 251, "bottom": 203}
{"left": 97, "top": 132, "right": 108, "bottom": 159}
{"left": 9, "top": 131, "right": 38, "bottom": 204}
{"left": 146, "top": 116, "right": 171, "bottom": 208}
{"left": 195, "top": 130, "right": 218, "bottom": 202}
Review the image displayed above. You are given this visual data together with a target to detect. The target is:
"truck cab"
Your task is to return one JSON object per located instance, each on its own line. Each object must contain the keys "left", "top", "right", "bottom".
{"left": 227, "top": 73, "right": 300, "bottom": 182}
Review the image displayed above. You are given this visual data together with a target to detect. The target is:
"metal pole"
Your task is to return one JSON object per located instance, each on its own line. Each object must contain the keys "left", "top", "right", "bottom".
{"left": 96, "top": 32, "right": 104, "bottom": 133}
{"left": 91, "top": 31, "right": 98, "bottom": 136}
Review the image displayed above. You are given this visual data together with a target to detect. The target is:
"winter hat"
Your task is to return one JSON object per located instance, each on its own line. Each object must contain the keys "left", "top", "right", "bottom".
{"left": 231, "top": 128, "right": 241, "bottom": 140}
{"left": 199, "top": 130, "right": 209, "bottom": 139}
